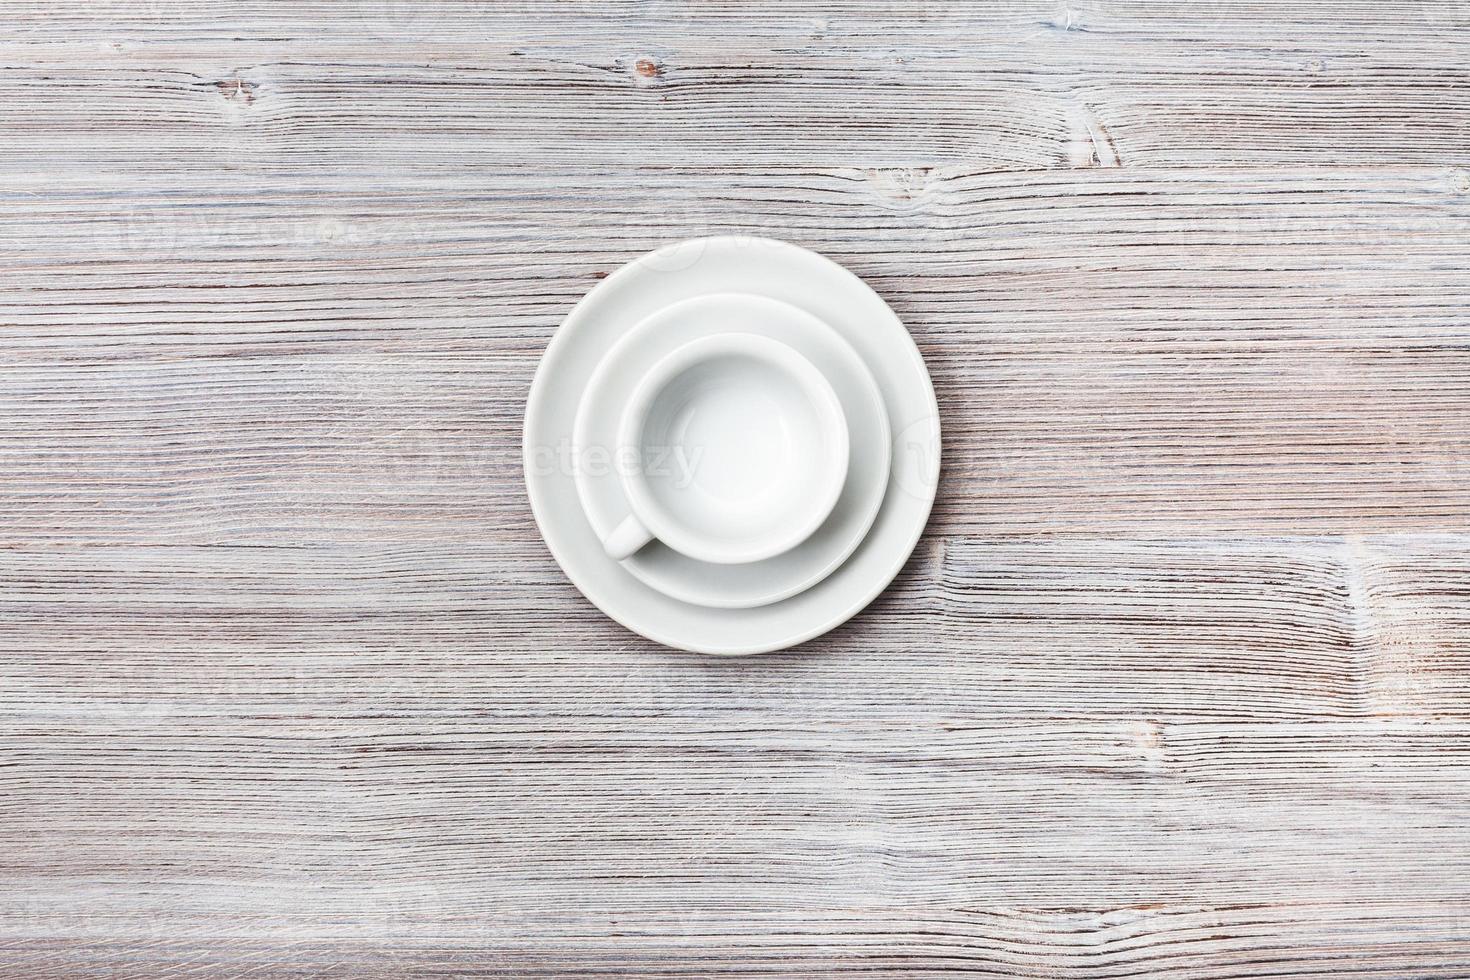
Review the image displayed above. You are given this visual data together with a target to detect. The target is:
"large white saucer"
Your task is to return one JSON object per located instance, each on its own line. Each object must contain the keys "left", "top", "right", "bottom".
{"left": 523, "top": 237, "right": 940, "bottom": 655}
{"left": 574, "top": 292, "right": 891, "bottom": 610}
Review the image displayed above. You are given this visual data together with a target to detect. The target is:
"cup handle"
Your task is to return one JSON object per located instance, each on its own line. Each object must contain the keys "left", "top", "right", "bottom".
{"left": 603, "top": 513, "right": 654, "bottom": 561}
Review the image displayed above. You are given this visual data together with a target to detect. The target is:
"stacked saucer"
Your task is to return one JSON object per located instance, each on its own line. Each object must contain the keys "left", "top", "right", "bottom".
{"left": 523, "top": 237, "right": 939, "bottom": 655}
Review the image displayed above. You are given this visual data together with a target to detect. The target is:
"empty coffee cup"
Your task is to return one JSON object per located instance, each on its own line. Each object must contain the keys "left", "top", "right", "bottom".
{"left": 603, "top": 333, "right": 849, "bottom": 565}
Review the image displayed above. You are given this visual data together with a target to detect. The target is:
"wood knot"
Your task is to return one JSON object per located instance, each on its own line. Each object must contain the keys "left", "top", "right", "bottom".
{"left": 217, "top": 78, "right": 256, "bottom": 105}
{"left": 1046, "top": 6, "right": 1089, "bottom": 31}
{"left": 1126, "top": 719, "right": 1167, "bottom": 774}
{"left": 634, "top": 58, "right": 660, "bottom": 79}
{"left": 862, "top": 167, "right": 934, "bottom": 210}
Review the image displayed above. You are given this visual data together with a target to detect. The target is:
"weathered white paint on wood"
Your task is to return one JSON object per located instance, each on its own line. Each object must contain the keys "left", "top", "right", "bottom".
{"left": 1, "top": 2, "right": 1468, "bottom": 976}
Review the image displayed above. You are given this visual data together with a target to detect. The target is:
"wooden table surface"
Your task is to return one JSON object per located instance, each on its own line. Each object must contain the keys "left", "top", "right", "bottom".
{"left": 4, "top": 2, "right": 1470, "bottom": 976}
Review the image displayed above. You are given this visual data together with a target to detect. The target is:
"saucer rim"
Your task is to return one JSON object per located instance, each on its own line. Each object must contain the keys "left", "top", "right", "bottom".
{"left": 572, "top": 291, "right": 892, "bottom": 610}
{"left": 524, "top": 236, "right": 940, "bottom": 655}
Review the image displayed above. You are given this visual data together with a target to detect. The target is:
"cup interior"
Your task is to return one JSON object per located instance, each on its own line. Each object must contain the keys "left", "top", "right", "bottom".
{"left": 625, "top": 334, "right": 847, "bottom": 564}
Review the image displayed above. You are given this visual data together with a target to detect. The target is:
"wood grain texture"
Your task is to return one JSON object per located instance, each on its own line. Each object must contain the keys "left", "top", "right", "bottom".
{"left": 2, "top": 2, "right": 1469, "bottom": 976}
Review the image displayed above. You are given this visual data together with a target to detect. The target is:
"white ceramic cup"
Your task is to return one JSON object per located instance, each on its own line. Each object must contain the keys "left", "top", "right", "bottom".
{"left": 603, "top": 332, "right": 850, "bottom": 565}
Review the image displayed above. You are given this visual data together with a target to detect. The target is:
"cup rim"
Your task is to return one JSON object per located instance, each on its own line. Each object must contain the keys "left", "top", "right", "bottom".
{"left": 616, "top": 332, "right": 850, "bottom": 565}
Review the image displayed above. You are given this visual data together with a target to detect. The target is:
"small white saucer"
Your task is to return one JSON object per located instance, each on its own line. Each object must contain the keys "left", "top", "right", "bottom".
{"left": 573, "top": 292, "right": 890, "bottom": 609}
{"left": 524, "top": 237, "right": 940, "bottom": 655}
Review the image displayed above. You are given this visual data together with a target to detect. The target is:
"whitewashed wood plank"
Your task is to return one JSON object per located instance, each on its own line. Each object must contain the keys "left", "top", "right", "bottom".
{"left": 1, "top": 536, "right": 1465, "bottom": 720}
{"left": 0, "top": 2, "right": 1466, "bottom": 171}
{"left": 1, "top": 167, "right": 1465, "bottom": 542}
{"left": 1, "top": 717, "right": 1468, "bottom": 951}
{"left": 2, "top": 902, "right": 1467, "bottom": 978}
